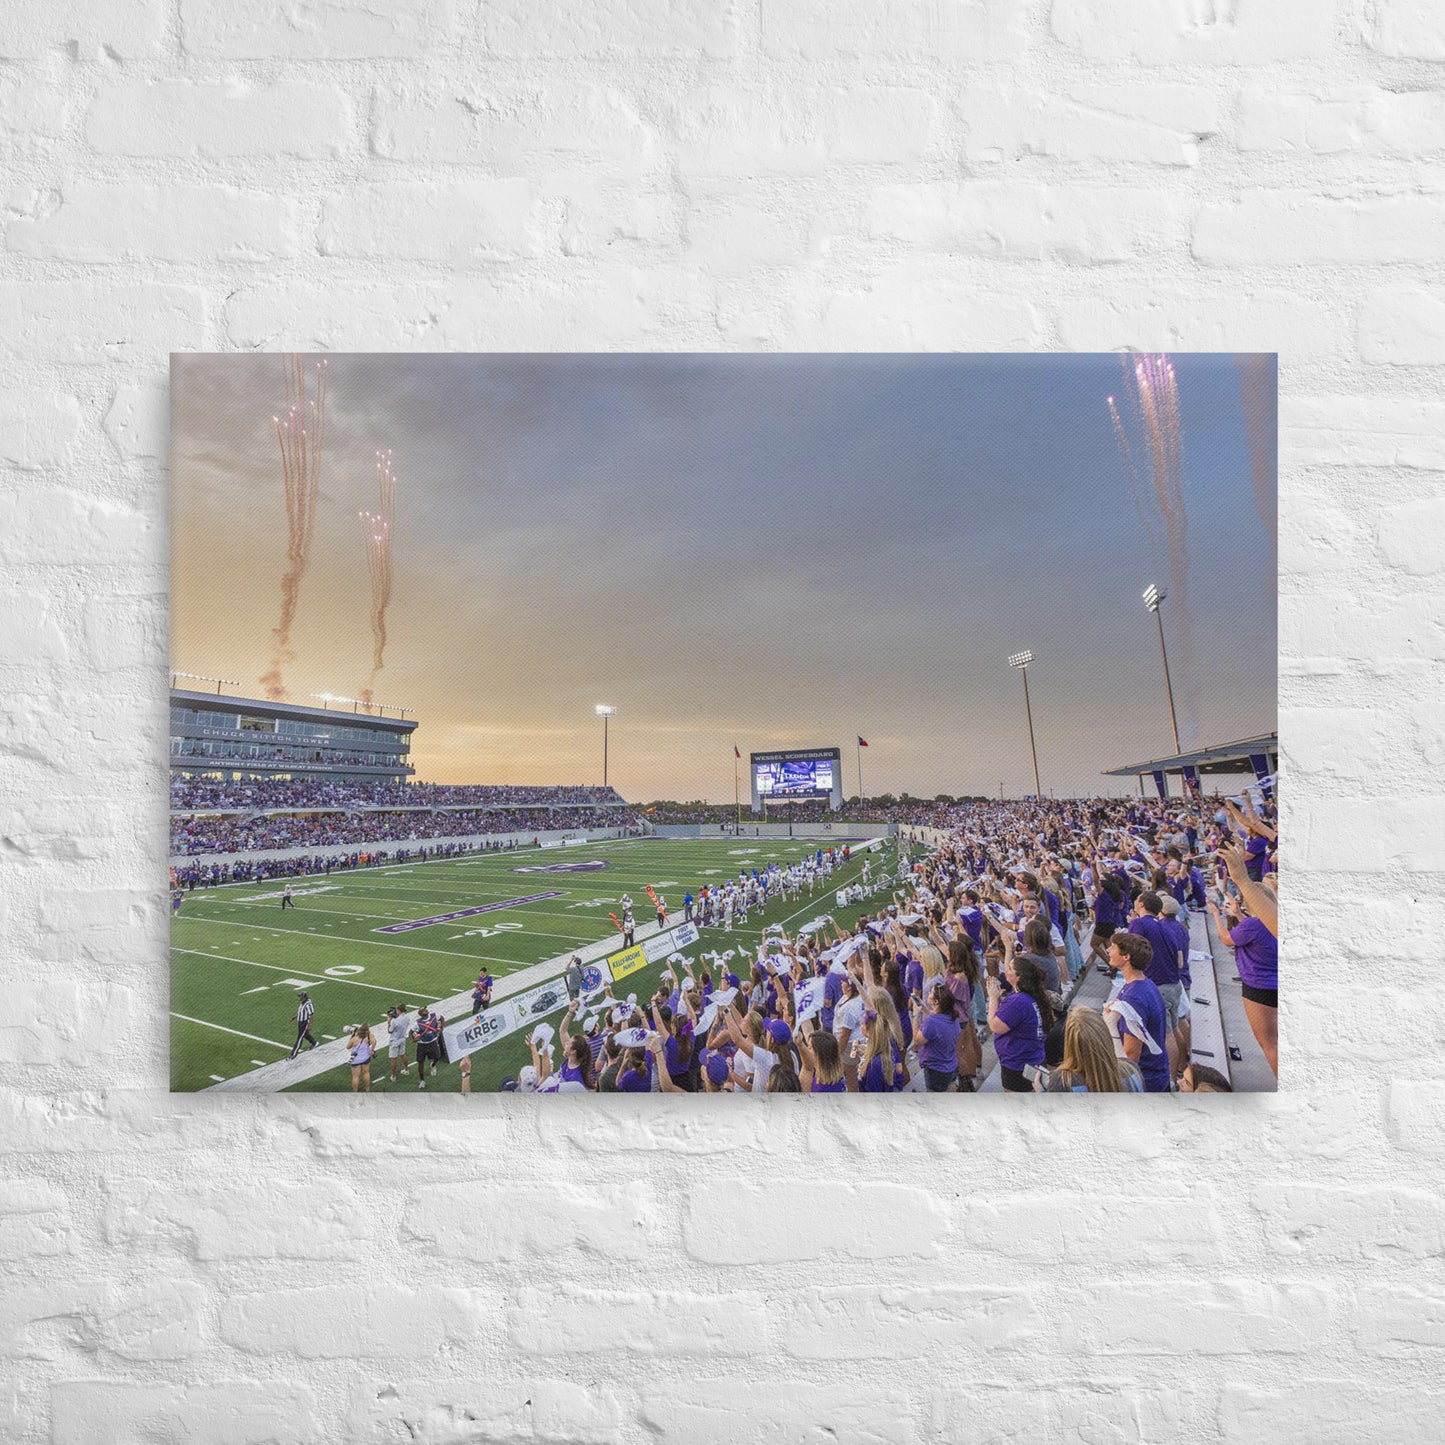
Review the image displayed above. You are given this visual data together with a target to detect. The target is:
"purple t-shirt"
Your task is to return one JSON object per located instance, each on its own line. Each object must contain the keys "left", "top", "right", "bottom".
{"left": 858, "top": 1043, "right": 905, "bottom": 1093}
{"left": 1117, "top": 977, "right": 1170, "bottom": 1093}
{"left": 956, "top": 908, "right": 984, "bottom": 949}
{"left": 902, "top": 956, "right": 924, "bottom": 998}
{"left": 1231, "top": 915, "right": 1277, "bottom": 990}
{"left": 618, "top": 1056, "right": 653, "bottom": 1093}
{"left": 810, "top": 1076, "right": 847, "bottom": 1093}
{"left": 1164, "top": 916, "right": 1192, "bottom": 987}
{"left": 918, "top": 1013, "right": 961, "bottom": 1073}
{"left": 821, "top": 971, "right": 844, "bottom": 1031}
{"left": 994, "top": 991, "right": 1044, "bottom": 1070}
{"left": 1129, "top": 915, "right": 1182, "bottom": 987}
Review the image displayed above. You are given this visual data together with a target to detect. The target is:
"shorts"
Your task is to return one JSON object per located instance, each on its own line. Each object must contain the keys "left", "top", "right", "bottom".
{"left": 999, "top": 1066, "right": 1033, "bottom": 1094}
{"left": 1158, "top": 980, "right": 1184, "bottom": 1034}
{"left": 389, "top": 1043, "right": 406, "bottom": 1059}
{"left": 924, "top": 1067, "right": 957, "bottom": 1092}
{"left": 1241, "top": 983, "right": 1278, "bottom": 1009}
{"left": 1092, "top": 922, "right": 1117, "bottom": 941}
{"left": 417, "top": 1042, "right": 441, "bottom": 1062}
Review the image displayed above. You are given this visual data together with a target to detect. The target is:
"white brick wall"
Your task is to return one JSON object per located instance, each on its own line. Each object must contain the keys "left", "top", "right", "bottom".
{"left": 0, "top": 2, "right": 1439, "bottom": 1441}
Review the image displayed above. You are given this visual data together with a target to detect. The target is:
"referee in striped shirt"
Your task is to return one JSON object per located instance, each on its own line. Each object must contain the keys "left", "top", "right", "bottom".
{"left": 290, "top": 991, "right": 317, "bottom": 1057}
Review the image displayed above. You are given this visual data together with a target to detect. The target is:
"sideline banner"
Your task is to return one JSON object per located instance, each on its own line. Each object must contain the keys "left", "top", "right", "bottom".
{"left": 441, "top": 1009, "right": 514, "bottom": 1061}
{"left": 608, "top": 944, "right": 648, "bottom": 981}
{"left": 507, "top": 977, "right": 572, "bottom": 1028}
{"left": 640, "top": 919, "right": 700, "bottom": 963}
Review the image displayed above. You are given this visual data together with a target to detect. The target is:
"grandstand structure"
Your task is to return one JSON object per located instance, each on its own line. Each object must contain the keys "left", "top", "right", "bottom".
{"left": 170, "top": 687, "right": 417, "bottom": 786}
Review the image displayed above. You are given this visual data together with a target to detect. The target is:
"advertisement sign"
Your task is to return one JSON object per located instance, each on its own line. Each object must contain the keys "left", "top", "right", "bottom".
{"left": 608, "top": 944, "right": 648, "bottom": 981}
{"left": 640, "top": 919, "right": 701, "bottom": 963}
{"left": 441, "top": 1008, "right": 514, "bottom": 1061}
{"left": 508, "top": 977, "right": 572, "bottom": 1028}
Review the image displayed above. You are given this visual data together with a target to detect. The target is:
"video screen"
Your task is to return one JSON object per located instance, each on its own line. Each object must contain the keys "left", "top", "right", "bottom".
{"left": 755, "top": 756, "right": 835, "bottom": 800}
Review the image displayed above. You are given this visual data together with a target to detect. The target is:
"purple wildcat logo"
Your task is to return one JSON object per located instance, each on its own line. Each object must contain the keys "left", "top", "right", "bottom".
{"left": 511, "top": 860, "right": 608, "bottom": 874}
{"left": 375, "top": 892, "right": 564, "bottom": 933}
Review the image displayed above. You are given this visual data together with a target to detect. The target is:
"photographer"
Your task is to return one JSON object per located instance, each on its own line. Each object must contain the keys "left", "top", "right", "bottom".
{"left": 347, "top": 1022, "right": 374, "bottom": 1094}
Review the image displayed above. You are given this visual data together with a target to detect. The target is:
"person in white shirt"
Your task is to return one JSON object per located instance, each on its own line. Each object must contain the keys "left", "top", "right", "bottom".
{"left": 386, "top": 1004, "right": 410, "bottom": 1081}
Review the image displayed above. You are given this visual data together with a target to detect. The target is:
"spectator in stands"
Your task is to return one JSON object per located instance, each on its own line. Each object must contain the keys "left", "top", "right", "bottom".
{"left": 1208, "top": 890, "right": 1278, "bottom": 1079}
{"left": 1103, "top": 933, "right": 1170, "bottom": 1093}
{"left": 987, "top": 949, "right": 1049, "bottom": 1093}
{"left": 913, "top": 977, "right": 961, "bottom": 1092}
{"left": 1180, "top": 1063, "right": 1233, "bottom": 1093}
{"left": 1045, "top": 1008, "right": 1143, "bottom": 1093}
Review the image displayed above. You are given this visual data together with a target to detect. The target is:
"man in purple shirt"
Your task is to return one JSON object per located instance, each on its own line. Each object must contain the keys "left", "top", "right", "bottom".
{"left": 1106, "top": 933, "right": 1171, "bottom": 1093}
{"left": 1128, "top": 892, "right": 1185, "bottom": 1056}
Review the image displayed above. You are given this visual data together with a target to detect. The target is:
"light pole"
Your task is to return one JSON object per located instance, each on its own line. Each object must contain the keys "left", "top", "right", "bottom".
{"left": 1007, "top": 651, "right": 1041, "bottom": 801}
{"left": 595, "top": 705, "right": 615, "bottom": 789}
{"left": 1143, "top": 585, "right": 1182, "bottom": 756}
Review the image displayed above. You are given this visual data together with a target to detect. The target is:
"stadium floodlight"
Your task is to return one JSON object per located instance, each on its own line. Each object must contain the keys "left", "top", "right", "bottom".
{"left": 595, "top": 705, "right": 616, "bottom": 789}
{"left": 1142, "top": 584, "right": 1181, "bottom": 761}
{"left": 1006, "top": 651, "right": 1041, "bottom": 800}
{"left": 311, "top": 692, "right": 410, "bottom": 717}
{"left": 173, "top": 671, "right": 237, "bottom": 695}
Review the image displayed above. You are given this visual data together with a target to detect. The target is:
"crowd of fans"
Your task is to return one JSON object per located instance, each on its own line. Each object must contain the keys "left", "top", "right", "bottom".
{"left": 170, "top": 805, "right": 642, "bottom": 856}
{"left": 495, "top": 788, "right": 1277, "bottom": 1093}
{"left": 643, "top": 797, "right": 1001, "bottom": 828}
{"left": 172, "top": 840, "right": 494, "bottom": 888}
{"left": 168, "top": 778, "right": 627, "bottom": 812}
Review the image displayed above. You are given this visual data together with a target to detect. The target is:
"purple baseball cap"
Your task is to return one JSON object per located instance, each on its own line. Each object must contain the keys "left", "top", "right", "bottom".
{"left": 704, "top": 1052, "right": 730, "bottom": 1086}
{"left": 765, "top": 1019, "right": 792, "bottom": 1047}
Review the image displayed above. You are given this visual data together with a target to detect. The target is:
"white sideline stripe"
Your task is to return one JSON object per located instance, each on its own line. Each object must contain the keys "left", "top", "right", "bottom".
{"left": 171, "top": 1013, "right": 291, "bottom": 1049}
{"left": 172, "top": 947, "right": 442, "bottom": 1000}
{"left": 206, "top": 852, "right": 871, "bottom": 1094}
{"left": 178, "top": 915, "right": 515, "bottom": 964}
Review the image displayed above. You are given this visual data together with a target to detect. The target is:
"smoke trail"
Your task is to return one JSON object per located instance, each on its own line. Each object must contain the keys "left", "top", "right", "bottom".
{"left": 1109, "top": 352, "right": 1199, "bottom": 745}
{"left": 260, "top": 355, "right": 326, "bottom": 701}
{"left": 359, "top": 449, "right": 396, "bottom": 705}
{"left": 1235, "top": 353, "right": 1278, "bottom": 554}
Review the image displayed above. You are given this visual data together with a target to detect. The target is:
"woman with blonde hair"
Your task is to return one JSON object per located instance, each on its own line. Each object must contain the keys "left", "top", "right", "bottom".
{"left": 1045, "top": 1008, "right": 1143, "bottom": 1093}
{"left": 857, "top": 987, "right": 909, "bottom": 1092}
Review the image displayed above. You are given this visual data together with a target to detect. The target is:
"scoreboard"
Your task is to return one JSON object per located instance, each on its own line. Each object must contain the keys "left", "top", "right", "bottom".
{"left": 750, "top": 747, "right": 842, "bottom": 812}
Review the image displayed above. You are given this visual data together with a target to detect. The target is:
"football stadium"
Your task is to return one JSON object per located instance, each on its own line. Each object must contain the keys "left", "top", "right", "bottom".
{"left": 170, "top": 351, "right": 1278, "bottom": 1095}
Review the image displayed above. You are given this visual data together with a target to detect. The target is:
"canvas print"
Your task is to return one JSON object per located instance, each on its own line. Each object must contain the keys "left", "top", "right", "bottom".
{"left": 170, "top": 353, "right": 1278, "bottom": 1095}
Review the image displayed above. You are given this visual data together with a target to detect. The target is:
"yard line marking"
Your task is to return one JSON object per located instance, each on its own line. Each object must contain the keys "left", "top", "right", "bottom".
{"left": 178, "top": 915, "right": 530, "bottom": 966}
{"left": 210, "top": 1074, "right": 226, "bottom": 1082}
{"left": 251, "top": 1060, "right": 268, "bottom": 1067}
{"left": 170, "top": 1013, "right": 291, "bottom": 1049}
{"left": 170, "top": 947, "right": 443, "bottom": 1000}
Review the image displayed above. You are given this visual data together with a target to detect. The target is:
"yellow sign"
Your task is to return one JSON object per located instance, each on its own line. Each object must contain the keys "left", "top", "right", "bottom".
{"left": 607, "top": 944, "right": 648, "bottom": 981}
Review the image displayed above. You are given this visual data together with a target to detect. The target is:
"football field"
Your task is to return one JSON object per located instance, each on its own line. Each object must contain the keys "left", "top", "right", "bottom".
{"left": 169, "top": 834, "right": 895, "bottom": 1092}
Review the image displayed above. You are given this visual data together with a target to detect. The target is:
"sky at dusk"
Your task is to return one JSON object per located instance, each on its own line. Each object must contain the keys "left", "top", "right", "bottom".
{"left": 170, "top": 352, "right": 1276, "bottom": 800}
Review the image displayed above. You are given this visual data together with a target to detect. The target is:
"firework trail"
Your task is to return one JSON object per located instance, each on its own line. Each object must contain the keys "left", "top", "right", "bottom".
{"left": 1234, "top": 353, "right": 1278, "bottom": 553}
{"left": 1109, "top": 352, "right": 1199, "bottom": 743}
{"left": 358, "top": 449, "right": 396, "bottom": 705}
{"left": 259, "top": 355, "right": 327, "bottom": 701}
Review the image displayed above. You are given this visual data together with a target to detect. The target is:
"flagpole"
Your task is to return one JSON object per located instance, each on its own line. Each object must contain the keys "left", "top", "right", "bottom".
{"left": 857, "top": 738, "right": 864, "bottom": 806}
{"left": 734, "top": 749, "right": 740, "bottom": 833}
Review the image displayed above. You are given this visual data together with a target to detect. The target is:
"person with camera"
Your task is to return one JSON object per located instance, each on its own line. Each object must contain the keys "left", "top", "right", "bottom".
{"left": 347, "top": 1022, "right": 374, "bottom": 1093}
{"left": 385, "top": 1004, "right": 410, "bottom": 1081}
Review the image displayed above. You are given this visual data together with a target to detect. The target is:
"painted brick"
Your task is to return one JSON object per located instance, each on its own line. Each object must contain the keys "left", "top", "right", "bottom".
{"left": 0, "top": 0, "right": 163, "bottom": 59}
{"left": 1053, "top": 0, "right": 1333, "bottom": 64}
{"left": 0, "top": 488, "right": 154, "bottom": 567}
{"left": 0, "top": 283, "right": 208, "bottom": 364}
{"left": 404, "top": 1180, "right": 662, "bottom": 1258}
{"left": 0, "top": 1180, "right": 73, "bottom": 1259}
{"left": 319, "top": 181, "right": 537, "bottom": 264}
{"left": 181, "top": 0, "right": 455, "bottom": 59}
{"left": 684, "top": 1181, "right": 949, "bottom": 1263}
{"left": 220, "top": 1286, "right": 488, "bottom": 1357}
{"left": 8, "top": 184, "right": 308, "bottom": 264}
{"left": 865, "top": 183, "right": 1188, "bottom": 264}
{"left": 760, "top": 0, "right": 1028, "bottom": 62}
{"left": 1359, "top": 286, "right": 1445, "bottom": 365}
{"left": 962, "top": 82, "right": 1220, "bottom": 167}
{"left": 508, "top": 1285, "right": 766, "bottom": 1354}
{"left": 1195, "top": 192, "right": 1445, "bottom": 265}
{"left": 50, "top": 1382, "right": 321, "bottom": 1445}
{"left": 86, "top": 80, "right": 352, "bottom": 159}
{"left": 346, "top": 1379, "right": 624, "bottom": 1444}
{"left": 0, "top": 392, "right": 82, "bottom": 469}
{"left": 483, "top": 0, "right": 737, "bottom": 58}
{"left": 1253, "top": 1184, "right": 1445, "bottom": 1260}
{"left": 1364, "top": 2, "right": 1445, "bottom": 61}
{"left": 1222, "top": 1384, "right": 1445, "bottom": 1445}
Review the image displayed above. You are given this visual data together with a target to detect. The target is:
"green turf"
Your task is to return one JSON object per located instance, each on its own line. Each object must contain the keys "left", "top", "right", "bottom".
{"left": 169, "top": 835, "right": 901, "bottom": 1092}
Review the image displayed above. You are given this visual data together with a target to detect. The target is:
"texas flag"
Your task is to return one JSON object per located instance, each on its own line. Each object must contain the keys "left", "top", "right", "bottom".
{"left": 857, "top": 737, "right": 869, "bottom": 747}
